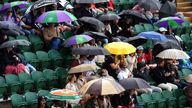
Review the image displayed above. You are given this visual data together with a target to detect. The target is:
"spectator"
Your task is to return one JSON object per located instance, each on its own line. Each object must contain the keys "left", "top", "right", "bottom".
{"left": 184, "top": 75, "right": 192, "bottom": 107}
{"left": 117, "top": 62, "right": 133, "bottom": 80}
{"left": 38, "top": 96, "right": 47, "bottom": 108}
{"left": 126, "top": 53, "right": 137, "bottom": 72}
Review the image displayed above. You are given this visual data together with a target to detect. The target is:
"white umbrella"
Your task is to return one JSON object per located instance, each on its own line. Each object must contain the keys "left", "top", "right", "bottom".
{"left": 156, "top": 49, "right": 190, "bottom": 59}
{"left": 68, "top": 64, "right": 100, "bottom": 74}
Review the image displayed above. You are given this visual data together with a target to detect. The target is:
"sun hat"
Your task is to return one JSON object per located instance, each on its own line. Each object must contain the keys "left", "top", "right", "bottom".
{"left": 159, "top": 27, "right": 167, "bottom": 32}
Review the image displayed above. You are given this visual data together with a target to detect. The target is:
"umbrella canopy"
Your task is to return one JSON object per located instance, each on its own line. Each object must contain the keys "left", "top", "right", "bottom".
{"left": 124, "top": 36, "right": 147, "bottom": 47}
{"left": 75, "top": 0, "right": 108, "bottom": 3}
{"left": 119, "top": 78, "right": 151, "bottom": 89}
{"left": 159, "top": 1, "right": 176, "bottom": 18}
{"left": 32, "top": 0, "right": 58, "bottom": 10}
{"left": 68, "top": 64, "right": 99, "bottom": 74}
{"left": 83, "top": 31, "right": 107, "bottom": 39}
{"left": 138, "top": 0, "right": 161, "bottom": 11}
{"left": 80, "top": 78, "right": 125, "bottom": 95}
{"left": 0, "top": 21, "right": 20, "bottom": 31}
{"left": 97, "top": 13, "right": 120, "bottom": 21}
{"left": 79, "top": 17, "right": 105, "bottom": 32}
{"left": 72, "top": 46, "right": 110, "bottom": 55}
{"left": 35, "top": 10, "right": 77, "bottom": 24}
{"left": 0, "top": 1, "right": 29, "bottom": 13}
{"left": 66, "top": 34, "right": 93, "bottom": 46}
{"left": 47, "top": 89, "right": 81, "bottom": 101}
{"left": 104, "top": 42, "right": 136, "bottom": 55}
{"left": 119, "top": 10, "right": 148, "bottom": 22}
{"left": 155, "top": 16, "right": 184, "bottom": 28}
{"left": 156, "top": 49, "right": 190, "bottom": 59}
{"left": 137, "top": 31, "right": 168, "bottom": 42}
{"left": 0, "top": 39, "right": 30, "bottom": 49}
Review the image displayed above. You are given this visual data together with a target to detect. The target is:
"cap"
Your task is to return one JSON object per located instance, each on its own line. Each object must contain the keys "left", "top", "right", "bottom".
{"left": 137, "top": 46, "right": 144, "bottom": 50}
{"left": 66, "top": 4, "right": 74, "bottom": 9}
{"left": 159, "top": 27, "right": 167, "bottom": 32}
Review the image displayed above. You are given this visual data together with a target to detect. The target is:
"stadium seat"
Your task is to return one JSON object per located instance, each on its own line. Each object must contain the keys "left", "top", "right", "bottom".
{"left": 143, "top": 24, "right": 154, "bottom": 31}
{"left": 48, "top": 49, "right": 63, "bottom": 68}
{"left": 0, "top": 76, "right": 8, "bottom": 98}
{"left": 24, "top": 92, "right": 38, "bottom": 108}
{"left": 161, "top": 90, "right": 176, "bottom": 108}
{"left": 141, "top": 93, "right": 156, "bottom": 108}
{"left": 11, "top": 94, "right": 28, "bottom": 108}
{"left": 18, "top": 72, "right": 34, "bottom": 92}
{"left": 151, "top": 92, "right": 166, "bottom": 108}
{"left": 31, "top": 71, "right": 46, "bottom": 90}
{"left": 55, "top": 67, "right": 68, "bottom": 88}
{"left": 5, "top": 74, "right": 21, "bottom": 94}
{"left": 28, "top": 34, "right": 44, "bottom": 52}
{"left": 43, "top": 69, "right": 58, "bottom": 89}
{"left": 36, "top": 51, "right": 52, "bottom": 70}
{"left": 136, "top": 96, "right": 145, "bottom": 108}
{"left": 23, "top": 52, "right": 40, "bottom": 70}
{"left": 16, "top": 35, "right": 31, "bottom": 52}
{"left": 173, "top": 89, "right": 187, "bottom": 108}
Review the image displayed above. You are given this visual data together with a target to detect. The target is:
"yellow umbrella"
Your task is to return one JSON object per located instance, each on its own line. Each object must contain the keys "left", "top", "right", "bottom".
{"left": 104, "top": 42, "right": 136, "bottom": 55}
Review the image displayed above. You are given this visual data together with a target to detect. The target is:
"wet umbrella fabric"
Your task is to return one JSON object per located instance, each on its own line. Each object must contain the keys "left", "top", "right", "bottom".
{"left": 0, "top": 21, "right": 20, "bottom": 31}
{"left": 75, "top": 0, "right": 108, "bottom": 3}
{"left": 97, "top": 13, "right": 120, "bottom": 21}
{"left": 159, "top": 1, "right": 176, "bottom": 18}
{"left": 68, "top": 64, "right": 99, "bottom": 74}
{"left": 138, "top": 0, "right": 161, "bottom": 11}
{"left": 83, "top": 31, "right": 107, "bottom": 39}
{"left": 124, "top": 36, "right": 147, "bottom": 47}
{"left": 0, "top": 39, "right": 30, "bottom": 49}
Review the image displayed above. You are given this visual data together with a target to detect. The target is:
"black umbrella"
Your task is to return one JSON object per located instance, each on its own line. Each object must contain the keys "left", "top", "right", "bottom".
{"left": 159, "top": 1, "right": 176, "bottom": 18}
{"left": 138, "top": 0, "right": 161, "bottom": 11}
{"left": 119, "top": 10, "right": 148, "bottom": 22}
{"left": 0, "top": 39, "right": 31, "bottom": 49}
{"left": 119, "top": 78, "right": 151, "bottom": 90}
{"left": 123, "top": 36, "right": 147, "bottom": 47}
{"left": 72, "top": 46, "right": 110, "bottom": 55}
{"left": 83, "top": 31, "right": 108, "bottom": 39}
{"left": 0, "top": 21, "right": 20, "bottom": 31}
{"left": 79, "top": 17, "right": 105, "bottom": 32}
{"left": 153, "top": 40, "right": 182, "bottom": 57}
{"left": 75, "top": 0, "right": 108, "bottom": 3}
{"left": 97, "top": 13, "right": 120, "bottom": 21}
{"left": 116, "top": 36, "right": 128, "bottom": 41}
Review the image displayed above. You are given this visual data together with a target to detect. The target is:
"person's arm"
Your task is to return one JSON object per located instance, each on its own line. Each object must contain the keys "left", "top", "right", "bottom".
{"left": 110, "top": 61, "right": 120, "bottom": 70}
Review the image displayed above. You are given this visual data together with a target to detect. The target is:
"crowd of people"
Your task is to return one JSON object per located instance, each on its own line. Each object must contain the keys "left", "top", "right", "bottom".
{"left": 0, "top": 0, "right": 192, "bottom": 108}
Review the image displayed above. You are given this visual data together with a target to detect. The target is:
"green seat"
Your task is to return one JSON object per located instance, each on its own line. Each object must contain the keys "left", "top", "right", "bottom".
{"left": 18, "top": 72, "right": 34, "bottom": 92}
{"left": 43, "top": 69, "right": 58, "bottom": 89}
{"left": 181, "top": 68, "right": 192, "bottom": 77}
{"left": 180, "top": 34, "right": 192, "bottom": 50}
{"left": 174, "top": 27, "right": 183, "bottom": 36}
{"left": 28, "top": 35, "right": 44, "bottom": 52}
{"left": 24, "top": 92, "right": 38, "bottom": 108}
{"left": 133, "top": 24, "right": 145, "bottom": 35}
{"left": 62, "top": 31, "right": 72, "bottom": 40}
{"left": 8, "top": 36, "right": 16, "bottom": 40}
{"left": 16, "top": 35, "right": 31, "bottom": 52}
{"left": 161, "top": 90, "right": 176, "bottom": 108}
{"left": 55, "top": 67, "right": 68, "bottom": 88}
{"left": 11, "top": 94, "right": 28, "bottom": 108}
{"left": 178, "top": 70, "right": 184, "bottom": 79}
{"left": 143, "top": 24, "right": 154, "bottom": 31}
{"left": 136, "top": 96, "right": 145, "bottom": 108}
{"left": 141, "top": 93, "right": 156, "bottom": 108}
{"left": 36, "top": 51, "right": 52, "bottom": 70}
{"left": 48, "top": 49, "right": 63, "bottom": 68}
{"left": 5, "top": 74, "right": 21, "bottom": 94}
{"left": 151, "top": 92, "right": 166, "bottom": 108}
{"left": 37, "top": 90, "right": 52, "bottom": 107}
{"left": 173, "top": 89, "right": 187, "bottom": 108}
{"left": 23, "top": 52, "right": 40, "bottom": 70}
{"left": 0, "top": 76, "right": 8, "bottom": 98}
{"left": 31, "top": 71, "right": 46, "bottom": 90}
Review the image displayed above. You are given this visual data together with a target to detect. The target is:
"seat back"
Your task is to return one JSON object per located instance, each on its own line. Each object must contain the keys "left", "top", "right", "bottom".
{"left": 141, "top": 93, "right": 153, "bottom": 102}
{"left": 36, "top": 51, "right": 49, "bottom": 60}
{"left": 143, "top": 23, "right": 154, "bottom": 31}
{"left": 0, "top": 76, "right": 6, "bottom": 84}
{"left": 43, "top": 69, "right": 57, "bottom": 80}
{"left": 31, "top": 71, "right": 44, "bottom": 82}
{"left": 161, "top": 90, "right": 174, "bottom": 99}
{"left": 181, "top": 68, "right": 192, "bottom": 77}
{"left": 11, "top": 94, "right": 27, "bottom": 108}
{"left": 18, "top": 72, "right": 32, "bottom": 83}
{"left": 38, "top": 90, "right": 50, "bottom": 97}
{"left": 5, "top": 74, "right": 19, "bottom": 84}
{"left": 173, "top": 89, "right": 185, "bottom": 97}
{"left": 151, "top": 92, "right": 163, "bottom": 100}
{"left": 24, "top": 92, "right": 38, "bottom": 104}
{"left": 48, "top": 49, "right": 63, "bottom": 59}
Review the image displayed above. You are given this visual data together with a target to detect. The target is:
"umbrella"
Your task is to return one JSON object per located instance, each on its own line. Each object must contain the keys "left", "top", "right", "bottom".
{"left": 68, "top": 64, "right": 99, "bottom": 74}
{"left": 118, "top": 10, "right": 148, "bottom": 22}
{"left": 138, "top": 0, "right": 161, "bottom": 11}
{"left": 137, "top": 31, "right": 168, "bottom": 42}
{"left": 156, "top": 49, "right": 190, "bottom": 59}
{"left": 35, "top": 10, "right": 77, "bottom": 24}
{"left": 47, "top": 89, "right": 81, "bottom": 101}
{"left": 75, "top": 0, "right": 108, "bottom": 3}
{"left": 83, "top": 31, "right": 107, "bottom": 39}
{"left": 155, "top": 17, "right": 184, "bottom": 28}
{"left": 97, "top": 13, "right": 120, "bottom": 21}
{"left": 124, "top": 36, "right": 147, "bottom": 47}
{"left": 0, "top": 21, "right": 20, "bottom": 31}
{"left": 119, "top": 78, "right": 151, "bottom": 89}
{"left": 104, "top": 42, "right": 136, "bottom": 55}
{"left": 80, "top": 78, "right": 125, "bottom": 95}
{"left": 66, "top": 34, "right": 93, "bottom": 46}
{"left": 72, "top": 46, "right": 110, "bottom": 55}
{"left": 32, "top": 0, "right": 59, "bottom": 10}
{"left": 0, "top": 1, "right": 29, "bottom": 13}
{"left": 79, "top": 17, "right": 105, "bottom": 32}
{"left": 159, "top": 1, "right": 176, "bottom": 18}
{"left": 0, "top": 39, "right": 30, "bottom": 49}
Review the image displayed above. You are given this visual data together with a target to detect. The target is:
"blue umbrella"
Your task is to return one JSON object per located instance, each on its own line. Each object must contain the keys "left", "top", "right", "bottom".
{"left": 137, "top": 31, "right": 168, "bottom": 42}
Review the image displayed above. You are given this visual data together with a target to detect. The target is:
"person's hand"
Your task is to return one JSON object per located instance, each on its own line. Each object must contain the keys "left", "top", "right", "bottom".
{"left": 165, "top": 73, "right": 171, "bottom": 76}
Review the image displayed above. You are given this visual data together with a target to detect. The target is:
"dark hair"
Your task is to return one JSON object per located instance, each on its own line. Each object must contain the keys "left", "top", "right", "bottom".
{"left": 38, "top": 96, "right": 47, "bottom": 108}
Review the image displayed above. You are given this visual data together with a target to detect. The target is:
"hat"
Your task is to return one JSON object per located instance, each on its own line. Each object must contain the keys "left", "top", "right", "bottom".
{"left": 137, "top": 46, "right": 144, "bottom": 50}
{"left": 66, "top": 4, "right": 74, "bottom": 9}
{"left": 159, "top": 27, "right": 167, "bottom": 32}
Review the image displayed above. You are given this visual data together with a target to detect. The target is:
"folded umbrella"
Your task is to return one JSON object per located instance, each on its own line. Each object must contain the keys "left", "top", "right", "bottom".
{"left": 66, "top": 34, "right": 93, "bottom": 46}
{"left": 68, "top": 64, "right": 99, "bottom": 74}
{"left": 0, "top": 39, "right": 30, "bottom": 49}
{"left": 72, "top": 46, "right": 110, "bottom": 55}
{"left": 75, "top": 0, "right": 108, "bottom": 3}
{"left": 156, "top": 49, "right": 190, "bottom": 59}
{"left": 119, "top": 78, "right": 151, "bottom": 89}
{"left": 97, "top": 13, "right": 120, "bottom": 21}
{"left": 80, "top": 78, "right": 125, "bottom": 95}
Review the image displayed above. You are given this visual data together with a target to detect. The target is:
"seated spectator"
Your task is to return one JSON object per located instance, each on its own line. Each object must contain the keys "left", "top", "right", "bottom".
{"left": 133, "top": 62, "right": 150, "bottom": 81}
{"left": 136, "top": 46, "right": 152, "bottom": 64}
{"left": 117, "top": 62, "right": 133, "bottom": 80}
{"left": 126, "top": 53, "right": 137, "bottom": 72}
{"left": 184, "top": 75, "right": 192, "bottom": 107}
{"left": 84, "top": 55, "right": 97, "bottom": 76}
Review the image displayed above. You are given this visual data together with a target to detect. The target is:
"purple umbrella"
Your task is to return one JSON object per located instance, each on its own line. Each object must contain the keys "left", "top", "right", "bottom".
{"left": 66, "top": 35, "right": 93, "bottom": 46}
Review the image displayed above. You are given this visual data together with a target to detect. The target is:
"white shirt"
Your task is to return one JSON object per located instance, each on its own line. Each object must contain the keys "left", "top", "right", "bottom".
{"left": 117, "top": 68, "right": 133, "bottom": 80}
{"left": 84, "top": 59, "right": 97, "bottom": 76}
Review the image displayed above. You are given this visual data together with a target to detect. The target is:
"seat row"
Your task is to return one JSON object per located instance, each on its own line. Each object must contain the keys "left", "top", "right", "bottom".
{"left": 0, "top": 67, "right": 68, "bottom": 98}
{"left": 136, "top": 89, "right": 187, "bottom": 108}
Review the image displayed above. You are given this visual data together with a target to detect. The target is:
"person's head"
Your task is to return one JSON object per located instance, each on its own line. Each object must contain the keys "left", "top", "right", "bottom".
{"left": 52, "top": 100, "right": 62, "bottom": 107}
{"left": 14, "top": 6, "right": 20, "bottom": 14}
{"left": 87, "top": 55, "right": 95, "bottom": 61}
{"left": 165, "top": 59, "right": 173, "bottom": 65}
{"left": 159, "top": 27, "right": 167, "bottom": 35}
{"left": 137, "top": 46, "right": 144, "bottom": 54}
{"left": 157, "top": 58, "right": 165, "bottom": 67}
{"left": 39, "top": 6, "right": 46, "bottom": 14}
{"left": 66, "top": 4, "right": 74, "bottom": 13}
{"left": 38, "top": 96, "right": 46, "bottom": 108}
{"left": 75, "top": 72, "right": 84, "bottom": 79}
{"left": 6, "top": 9, "right": 12, "bottom": 15}
{"left": 99, "top": 69, "right": 109, "bottom": 77}
{"left": 67, "top": 74, "right": 77, "bottom": 83}
{"left": 80, "top": 55, "right": 87, "bottom": 61}
{"left": 137, "top": 62, "right": 146, "bottom": 70}
{"left": 119, "top": 61, "right": 127, "bottom": 69}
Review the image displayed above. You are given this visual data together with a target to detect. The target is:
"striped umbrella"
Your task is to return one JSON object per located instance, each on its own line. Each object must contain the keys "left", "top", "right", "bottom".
{"left": 66, "top": 35, "right": 93, "bottom": 46}
{"left": 47, "top": 89, "right": 81, "bottom": 101}
{"left": 155, "top": 16, "right": 184, "bottom": 28}
{"left": 35, "top": 10, "right": 77, "bottom": 24}
{"left": 0, "top": 1, "right": 29, "bottom": 12}
{"left": 80, "top": 78, "right": 125, "bottom": 95}
{"left": 75, "top": 0, "right": 108, "bottom": 3}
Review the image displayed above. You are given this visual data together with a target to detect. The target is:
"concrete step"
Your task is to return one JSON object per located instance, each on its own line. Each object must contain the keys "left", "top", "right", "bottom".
{"left": 177, "top": 0, "right": 187, "bottom": 3}
{"left": 177, "top": 6, "right": 192, "bottom": 12}
{"left": 177, "top": 2, "right": 192, "bottom": 7}
{"left": 183, "top": 11, "right": 192, "bottom": 17}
